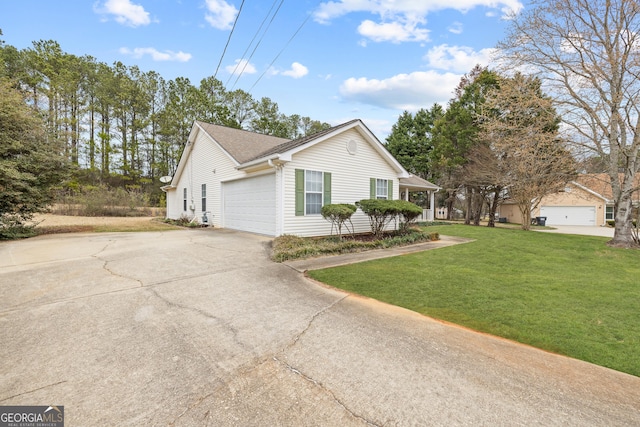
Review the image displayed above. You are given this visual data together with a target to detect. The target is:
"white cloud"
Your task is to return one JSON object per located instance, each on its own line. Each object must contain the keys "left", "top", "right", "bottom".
{"left": 358, "top": 19, "right": 429, "bottom": 43}
{"left": 314, "top": 1, "right": 523, "bottom": 44}
{"left": 425, "top": 44, "right": 496, "bottom": 73}
{"left": 225, "top": 59, "right": 256, "bottom": 76}
{"left": 204, "top": 0, "right": 237, "bottom": 30}
{"left": 339, "top": 71, "right": 462, "bottom": 111}
{"left": 95, "top": 0, "right": 151, "bottom": 27}
{"left": 282, "top": 62, "right": 309, "bottom": 78}
{"left": 448, "top": 21, "right": 463, "bottom": 34}
{"left": 268, "top": 62, "right": 309, "bottom": 78}
{"left": 314, "top": 0, "right": 524, "bottom": 23}
{"left": 119, "top": 47, "right": 192, "bottom": 62}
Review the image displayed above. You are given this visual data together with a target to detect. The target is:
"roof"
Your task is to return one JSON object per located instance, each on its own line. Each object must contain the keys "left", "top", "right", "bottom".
{"left": 161, "top": 119, "right": 409, "bottom": 183}
{"left": 399, "top": 175, "right": 440, "bottom": 191}
{"left": 573, "top": 173, "right": 640, "bottom": 202}
{"left": 195, "top": 121, "right": 289, "bottom": 164}
{"left": 244, "top": 119, "right": 361, "bottom": 163}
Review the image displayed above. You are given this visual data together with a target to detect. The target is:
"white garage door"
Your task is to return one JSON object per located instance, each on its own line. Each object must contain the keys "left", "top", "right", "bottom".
{"left": 539, "top": 206, "right": 596, "bottom": 226}
{"left": 223, "top": 174, "right": 276, "bottom": 236}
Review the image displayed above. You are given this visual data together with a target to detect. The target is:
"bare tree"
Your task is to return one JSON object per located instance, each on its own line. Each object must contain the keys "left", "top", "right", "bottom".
{"left": 479, "top": 73, "right": 577, "bottom": 230}
{"left": 498, "top": 0, "right": 640, "bottom": 246}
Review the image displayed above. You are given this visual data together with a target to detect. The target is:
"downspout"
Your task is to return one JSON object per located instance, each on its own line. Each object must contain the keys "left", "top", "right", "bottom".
{"left": 268, "top": 159, "right": 284, "bottom": 237}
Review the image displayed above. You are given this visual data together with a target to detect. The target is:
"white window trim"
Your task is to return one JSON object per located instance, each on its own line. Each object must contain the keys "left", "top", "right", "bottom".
{"left": 376, "top": 178, "right": 388, "bottom": 200}
{"left": 201, "top": 183, "right": 207, "bottom": 212}
{"left": 305, "top": 170, "right": 323, "bottom": 215}
{"left": 183, "top": 188, "right": 187, "bottom": 212}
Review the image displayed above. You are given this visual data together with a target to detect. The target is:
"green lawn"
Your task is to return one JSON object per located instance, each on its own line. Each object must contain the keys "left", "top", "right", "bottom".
{"left": 308, "top": 225, "right": 640, "bottom": 377}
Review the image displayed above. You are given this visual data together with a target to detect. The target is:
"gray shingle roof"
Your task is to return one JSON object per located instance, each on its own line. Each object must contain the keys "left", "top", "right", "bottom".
{"left": 196, "top": 119, "right": 362, "bottom": 165}
{"left": 195, "top": 121, "right": 290, "bottom": 164}
{"left": 244, "top": 119, "right": 361, "bottom": 163}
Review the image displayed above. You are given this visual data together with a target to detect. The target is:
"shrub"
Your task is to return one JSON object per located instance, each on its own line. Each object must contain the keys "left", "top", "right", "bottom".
{"left": 394, "top": 200, "right": 423, "bottom": 232}
{"left": 53, "top": 185, "right": 151, "bottom": 216}
{"left": 271, "top": 229, "right": 438, "bottom": 262}
{"left": 0, "top": 214, "right": 37, "bottom": 240}
{"left": 321, "top": 203, "right": 357, "bottom": 239}
{"left": 357, "top": 199, "right": 424, "bottom": 237}
{"left": 356, "top": 199, "right": 398, "bottom": 238}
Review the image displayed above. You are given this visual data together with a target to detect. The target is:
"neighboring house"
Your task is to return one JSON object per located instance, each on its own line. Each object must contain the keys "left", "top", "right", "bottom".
{"left": 162, "top": 119, "right": 440, "bottom": 237}
{"left": 498, "top": 173, "right": 640, "bottom": 226}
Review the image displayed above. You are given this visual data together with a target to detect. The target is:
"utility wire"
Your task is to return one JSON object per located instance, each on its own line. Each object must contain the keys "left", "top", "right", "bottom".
{"left": 249, "top": 11, "right": 312, "bottom": 92}
{"left": 225, "top": 0, "right": 281, "bottom": 88}
{"left": 229, "top": 0, "right": 286, "bottom": 90}
{"left": 213, "top": 0, "right": 246, "bottom": 80}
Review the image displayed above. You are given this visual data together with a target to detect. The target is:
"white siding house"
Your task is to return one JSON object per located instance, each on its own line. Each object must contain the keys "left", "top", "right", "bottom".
{"left": 163, "top": 119, "right": 439, "bottom": 237}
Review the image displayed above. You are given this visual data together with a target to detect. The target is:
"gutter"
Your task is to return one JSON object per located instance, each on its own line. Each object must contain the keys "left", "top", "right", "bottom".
{"left": 237, "top": 154, "right": 290, "bottom": 171}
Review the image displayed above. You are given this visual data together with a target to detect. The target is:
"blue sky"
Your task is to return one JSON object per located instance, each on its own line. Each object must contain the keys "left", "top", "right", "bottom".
{"left": 1, "top": 0, "right": 524, "bottom": 139}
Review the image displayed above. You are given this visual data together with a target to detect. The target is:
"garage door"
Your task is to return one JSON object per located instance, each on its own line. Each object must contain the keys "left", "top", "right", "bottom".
{"left": 223, "top": 174, "right": 276, "bottom": 235}
{"left": 539, "top": 206, "right": 596, "bottom": 226}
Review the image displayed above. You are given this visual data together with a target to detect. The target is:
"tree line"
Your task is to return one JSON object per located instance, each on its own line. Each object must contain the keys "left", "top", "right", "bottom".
{"left": 386, "top": 0, "right": 640, "bottom": 248}
{"left": 0, "top": 34, "right": 330, "bottom": 203}
{"left": 385, "top": 66, "right": 577, "bottom": 230}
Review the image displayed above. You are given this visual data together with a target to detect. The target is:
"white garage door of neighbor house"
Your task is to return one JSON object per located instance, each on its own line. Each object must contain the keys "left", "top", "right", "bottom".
{"left": 540, "top": 206, "right": 596, "bottom": 226}
{"left": 223, "top": 174, "right": 276, "bottom": 236}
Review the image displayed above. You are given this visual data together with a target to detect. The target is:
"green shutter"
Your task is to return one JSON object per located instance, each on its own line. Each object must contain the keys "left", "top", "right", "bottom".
{"left": 295, "top": 169, "right": 304, "bottom": 216}
{"left": 370, "top": 178, "right": 376, "bottom": 199}
{"left": 388, "top": 180, "right": 393, "bottom": 200}
{"left": 323, "top": 172, "right": 332, "bottom": 205}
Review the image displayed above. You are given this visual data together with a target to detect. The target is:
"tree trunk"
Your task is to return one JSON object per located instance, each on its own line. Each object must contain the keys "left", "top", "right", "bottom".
{"left": 486, "top": 187, "right": 502, "bottom": 228}
{"left": 464, "top": 187, "right": 472, "bottom": 225}
{"left": 519, "top": 202, "right": 532, "bottom": 231}
{"left": 609, "top": 194, "right": 637, "bottom": 247}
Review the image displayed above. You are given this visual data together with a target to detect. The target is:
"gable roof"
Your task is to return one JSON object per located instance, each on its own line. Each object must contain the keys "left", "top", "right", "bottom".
{"left": 244, "top": 119, "right": 360, "bottom": 163}
{"left": 195, "top": 121, "right": 289, "bottom": 164}
{"left": 166, "top": 119, "right": 410, "bottom": 189}
{"left": 574, "top": 173, "right": 640, "bottom": 202}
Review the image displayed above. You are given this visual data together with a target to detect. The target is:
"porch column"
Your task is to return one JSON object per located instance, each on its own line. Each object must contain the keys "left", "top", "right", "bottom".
{"left": 404, "top": 187, "right": 409, "bottom": 201}
{"left": 429, "top": 190, "right": 435, "bottom": 221}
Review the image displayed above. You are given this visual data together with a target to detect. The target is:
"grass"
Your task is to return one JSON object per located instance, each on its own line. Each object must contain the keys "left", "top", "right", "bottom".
{"left": 308, "top": 224, "right": 640, "bottom": 377}
{"left": 35, "top": 218, "right": 180, "bottom": 235}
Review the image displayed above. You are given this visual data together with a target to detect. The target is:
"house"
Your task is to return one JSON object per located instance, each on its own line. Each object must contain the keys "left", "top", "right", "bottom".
{"left": 162, "top": 119, "right": 440, "bottom": 237}
{"left": 498, "top": 173, "right": 640, "bottom": 226}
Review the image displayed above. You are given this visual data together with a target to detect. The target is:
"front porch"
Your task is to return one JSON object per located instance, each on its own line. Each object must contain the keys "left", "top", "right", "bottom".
{"left": 399, "top": 175, "right": 441, "bottom": 222}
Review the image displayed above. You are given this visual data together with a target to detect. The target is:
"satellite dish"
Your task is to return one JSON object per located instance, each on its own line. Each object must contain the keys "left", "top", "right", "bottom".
{"left": 159, "top": 176, "right": 172, "bottom": 184}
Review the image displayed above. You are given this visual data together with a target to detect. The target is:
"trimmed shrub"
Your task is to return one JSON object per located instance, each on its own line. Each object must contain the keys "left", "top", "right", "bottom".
{"left": 321, "top": 203, "right": 357, "bottom": 239}
{"left": 394, "top": 200, "right": 424, "bottom": 232}
{"left": 357, "top": 199, "right": 397, "bottom": 238}
{"left": 357, "top": 199, "right": 424, "bottom": 237}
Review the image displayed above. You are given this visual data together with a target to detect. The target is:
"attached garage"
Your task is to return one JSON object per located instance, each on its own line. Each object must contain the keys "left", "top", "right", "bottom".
{"left": 540, "top": 206, "right": 596, "bottom": 226}
{"left": 223, "top": 174, "right": 276, "bottom": 236}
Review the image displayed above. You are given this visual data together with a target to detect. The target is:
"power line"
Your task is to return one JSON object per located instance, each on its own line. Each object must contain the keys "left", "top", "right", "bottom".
{"left": 249, "top": 11, "right": 312, "bottom": 92}
{"left": 225, "top": 0, "right": 281, "bottom": 89}
{"left": 212, "top": 0, "right": 246, "bottom": 81}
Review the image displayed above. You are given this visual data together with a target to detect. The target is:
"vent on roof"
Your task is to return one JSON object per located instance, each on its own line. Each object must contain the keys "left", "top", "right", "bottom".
{"left": 347, "top": 139, "right": 358, "bottom": 155}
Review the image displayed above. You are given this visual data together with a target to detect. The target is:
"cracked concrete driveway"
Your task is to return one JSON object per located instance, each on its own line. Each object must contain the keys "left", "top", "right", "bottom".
{"left": 1, "top": 229, "right": 639, "bottom": 426}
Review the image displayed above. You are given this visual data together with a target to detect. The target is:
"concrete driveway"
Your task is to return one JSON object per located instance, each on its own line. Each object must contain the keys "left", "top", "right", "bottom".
{"left": 536, "top": 225, "right": 615, "bottom": 237}
{"left": 1, "top": 229, "right": 638, "bottom": 426}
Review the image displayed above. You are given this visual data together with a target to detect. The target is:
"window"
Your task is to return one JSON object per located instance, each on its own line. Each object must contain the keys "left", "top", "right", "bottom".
{"left": 201, "top": 184, "right": 207, "bottom": 212}
{"left": 370, "top": 178, "right": 392, "bottom": 200}
{"left": 305, "top": 170, "right": 323, "bottom": 215}
{"left": 183, "top": 188, "right": 187, "bottom": 211}
{"left": 376, "top": 179, "right": 388, "bottom": 199}
{"left": 295, "top": 169, "right": 331, "bottom": 216}
{"left": 606, "top": 206, "right": 614, "bottom": 221}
